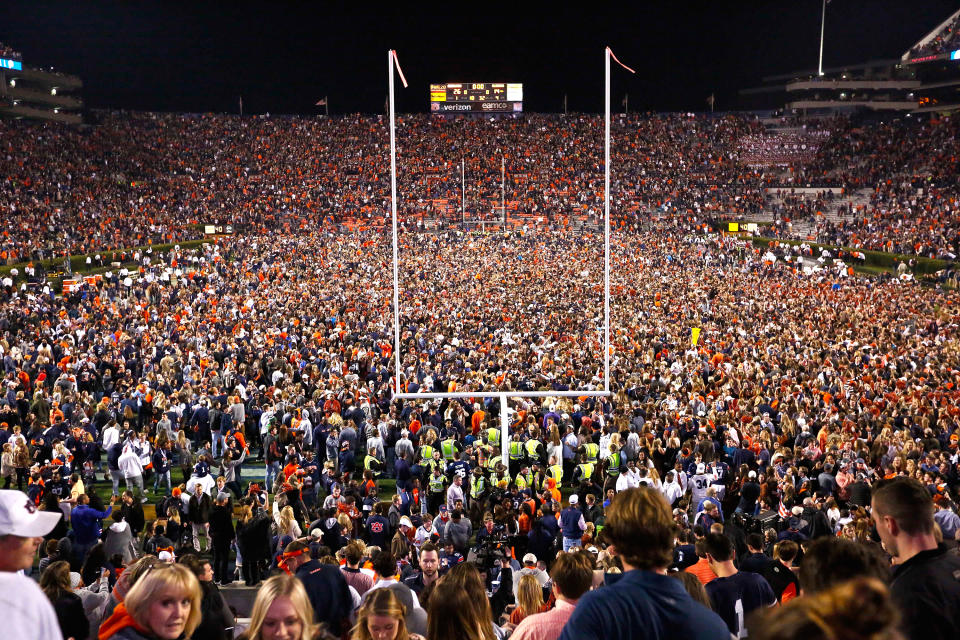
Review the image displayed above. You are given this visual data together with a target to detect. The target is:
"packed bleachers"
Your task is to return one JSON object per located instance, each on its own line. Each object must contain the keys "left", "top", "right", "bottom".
{"left": 2, "top": 101, "right": 960, "bottom": 640}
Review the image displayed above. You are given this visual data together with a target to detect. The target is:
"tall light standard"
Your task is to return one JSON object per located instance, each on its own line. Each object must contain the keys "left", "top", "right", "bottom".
{"left": 818, "top": 0, "right": 828, "bottom": 77}
{"left": 461, "top": 158, "right": 465, "bottom": 226}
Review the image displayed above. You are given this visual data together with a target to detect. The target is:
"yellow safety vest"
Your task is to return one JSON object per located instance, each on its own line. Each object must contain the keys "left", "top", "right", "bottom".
{"left": 441, "top": 439, "right": 456, "bottom": 461}
{"left": 509, "top": 440, "right": 524, "bottom": 460}
{"left": 548, "top": 464, "right": 563, "bottom": 483}
{"left": 471, "top": 474, "right": 486, "bottom": 499}
{"left": 428, "top": 475, "right": 446, "bottom": 493}
{"left": 516, "top": 471, "right": 532, "bottom": 490}
{"left": 584, "top": 443, "right": 599, "bottom": 464}
{"left": 420, "top": 445, "right": 435, "bottom": 463}
{"left": 487, "top": 428, "right": 501, "bottom": 447}
{"left": 607, "top": 452, "right": 622, "bottom": 477}
{"left": 525, "top": 439, "right": 540, "bottom": 459}
{"left": 578, "top": 463, "right": 595, "bottom": 480}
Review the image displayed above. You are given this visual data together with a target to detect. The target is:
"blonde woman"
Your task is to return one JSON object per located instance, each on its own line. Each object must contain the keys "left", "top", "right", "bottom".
{"left": 98, "top": 563, "right": 202, "bottom": 640}
{"left": 279, "top": 505, "right": 302, "bottom": 539}
{"left": 509, "top": 573, "right": 545, "bottom": 625}
{"left": 352, "top": 587, "right": 423, "bottom": 640}
{"left": 239, "top": 573, "right": 322, "bottom": 640}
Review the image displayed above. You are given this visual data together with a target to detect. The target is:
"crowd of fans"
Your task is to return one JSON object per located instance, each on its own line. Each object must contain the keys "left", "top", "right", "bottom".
{"left": 906, "top": 10, "right": 960, "bottom": 59}
{"left": 0, "top": 41, "right": 23, "bottom": 61}
{"left": 5, "top": 110, "right": 958, "bottom": 267}
{"left": 0, "top": 206, "right": 958, "bottom": 638}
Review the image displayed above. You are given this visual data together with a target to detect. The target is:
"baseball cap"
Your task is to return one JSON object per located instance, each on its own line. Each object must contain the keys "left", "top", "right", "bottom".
{"left": 697, "top": 463, "right": 706, "bottom": 474}
{"left": 569, "top": 494, "right": 579, "bottom": 505}
{"left": 522, "top": 553, "right": 537, "bottom": 565}
{"left": 0, "top": 490, "right": 62, "bottom": 537}
{"left": 399, "top": 516, "right": 413, "bottom": 529}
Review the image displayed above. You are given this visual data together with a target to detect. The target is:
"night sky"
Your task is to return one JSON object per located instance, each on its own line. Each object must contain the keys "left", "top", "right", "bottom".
{"left": 1, "top": 1, "right": 957, "bottom": 115}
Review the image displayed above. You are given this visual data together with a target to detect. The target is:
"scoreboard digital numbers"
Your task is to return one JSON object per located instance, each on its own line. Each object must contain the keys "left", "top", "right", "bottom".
{"left": 430, "top": 83, "right": 523, "bottom": 113}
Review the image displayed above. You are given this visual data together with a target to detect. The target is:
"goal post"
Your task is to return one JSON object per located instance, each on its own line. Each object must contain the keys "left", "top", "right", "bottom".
{"left": 385, "top": 48, "right": 629, "bottom": 469}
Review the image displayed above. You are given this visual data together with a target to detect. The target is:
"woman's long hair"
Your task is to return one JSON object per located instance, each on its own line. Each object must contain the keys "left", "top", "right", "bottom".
{"left": 39, "top": 560, "right": 72, "bottom": 602}
{"left": 427, "top": 563, "right": 495, "bottom": 640}
{"left": 515, "top": 573, "right": 544, "bottom": 618}
{"left": 246, "top": 573, "right": 317, "bottom": 640}
{"left": 352, "top": 588, "right": 410, "bottom": 640}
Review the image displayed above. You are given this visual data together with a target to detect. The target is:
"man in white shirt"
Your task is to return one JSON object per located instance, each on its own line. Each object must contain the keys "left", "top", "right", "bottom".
{"left": 661, "top": 470, "right": 684, "bottom": 507}
{"left": 615, "top": 459, "right": 642, "bottom": 492}
{"left": 0, "top": 490, "right": 64, "bottom": 640}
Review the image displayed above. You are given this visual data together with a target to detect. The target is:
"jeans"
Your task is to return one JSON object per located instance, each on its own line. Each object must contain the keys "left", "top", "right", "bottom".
{"left": 265, "top": 461, "right": 280, "bottom": 493}
{"left": 154, "top": 469, "right": 172, "bottom": 494}
{"left": 563, "top": 537, "right": 581, "bottom": 552}
{"left": 124, "top": 474, "right": 144, "bottom": 498}
{"left": 211, "top": 430, "right": 224, "bottom": 458}
{"left": 109, "top": 469, "right": 124, "bottom": 496}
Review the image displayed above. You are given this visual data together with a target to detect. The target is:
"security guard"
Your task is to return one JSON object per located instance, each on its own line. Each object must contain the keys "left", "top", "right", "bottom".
{"left": 508, "top": 435, "right": 525, "bottom": 477}
{"left": 364, "top": 453, "right": 383, "bottom": 477}
{"left": 529, "top": 461, "right": 547, "bottom": 494}
{"left": 524, "top": 431, "right": 544, "bottom": 467}
{"left": 579, "top": 441, "right": 600, "bottom": 466}
{"left": 574, "top": 456, "right": 596, "bottom": 485}
{"left": 604, "top": 443, "right": 624, "bottom": 492}
{"left": 469, "top": 466, "right": 487, "bottom": 508}
{"left": 547, "top": 457, "right": 564, "bottom": 487}
{"left": 486, "top": 425, "right": 501, "bottom": 450}
{"left": 419, "top": 435, "right": 437, "bottom": 467}
{"left": 440, "top": 435, "right": 461, "bottom": 462}
{"left": 427, "top": 466, "right": 448, "bottom": 515}
{"left": 515, "top": 462, "right": 533, "bottom": 492}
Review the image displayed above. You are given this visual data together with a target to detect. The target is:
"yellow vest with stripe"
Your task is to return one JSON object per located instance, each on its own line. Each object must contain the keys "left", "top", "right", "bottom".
{"left": 420, "top": 445, "right": 435, "bottom": 463}
{"left": 428, "top": 474, "right": 446, "bottom": 493}
{"left": 578, "top": 463, "right": 595, "bottom": 480}
{"left": 515, "top": 470, "right": 532, "bottom": 490}
{"left": 607, "top": 452, "right": 622, "bottom": 477}
{"left": 487, "top": 428, "right": 501, "bottom": 448}
{"left": 364, "top": 455, "right": 380, "bottom": 474}
{"left": 508, "top": 440, "right": 524, "bottom": 460}
{"left": 470, "top": 474, "right": 486, "bottom": 499}
{"left": 441, "top": 439, "right": 456, "bottom": 461}
{"left": 524, "top": 439, "right": 540, "bottom": 459}
{"left": 548, "top": 464, "right": 563, "bottom": 484}
{"left": 583, "top": 443, "right": 599, "bottom": 464}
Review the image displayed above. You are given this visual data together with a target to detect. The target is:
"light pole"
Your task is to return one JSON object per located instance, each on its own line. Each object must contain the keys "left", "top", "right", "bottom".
{"left": 461, "top": 158, "right": 465, "bottom": 227}
{"left": 818, "top": 0, "right": 827, "bottom": 77}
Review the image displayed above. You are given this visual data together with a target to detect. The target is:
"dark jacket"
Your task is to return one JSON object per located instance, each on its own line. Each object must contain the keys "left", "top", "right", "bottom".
{"left": 188, "top": 492, "right": 212, "bottom": 524}
{"left": 296, "top": 559, "right": 353, "bottom": 637}
{"left": 209, "top": 503, "right": 235, "bottom": 545}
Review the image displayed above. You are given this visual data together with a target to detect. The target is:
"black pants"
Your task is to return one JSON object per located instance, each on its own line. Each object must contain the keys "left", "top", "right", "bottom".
{"left": 242, "top": 557, "right": 262, "bottom": 586}
{"left": 211, "top": 540, "right": 231, "bottom": 584}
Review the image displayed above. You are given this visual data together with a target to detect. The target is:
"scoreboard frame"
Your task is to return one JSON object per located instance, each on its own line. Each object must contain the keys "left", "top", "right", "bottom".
{"left": 430, "top": 82, "right": 523, "bottom": 113}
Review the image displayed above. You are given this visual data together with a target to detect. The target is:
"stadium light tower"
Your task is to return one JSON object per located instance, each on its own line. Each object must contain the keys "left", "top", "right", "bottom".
{"left": 818, "top": 0, "right": 828, "bottom": 76}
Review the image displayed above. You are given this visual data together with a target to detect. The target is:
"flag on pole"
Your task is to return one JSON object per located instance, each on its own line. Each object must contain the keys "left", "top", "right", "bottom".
{"left": 778, "top": 500, "right": 790, "bottom": 519}
{"left": 691, "top": 327, "right": 701, "bottom": 347}
{"left": 315, "top": 97, "right": 327, "bottom": 106}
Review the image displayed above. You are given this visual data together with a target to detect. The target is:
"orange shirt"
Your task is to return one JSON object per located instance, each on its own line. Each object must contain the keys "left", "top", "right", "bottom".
{"left": 685, "top": 558, "right": 718, "bottom": 585}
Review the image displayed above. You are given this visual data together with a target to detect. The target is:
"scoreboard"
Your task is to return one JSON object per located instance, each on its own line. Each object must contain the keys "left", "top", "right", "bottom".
{"left": 430, "top": 83, "right": 523, "bottom": 113}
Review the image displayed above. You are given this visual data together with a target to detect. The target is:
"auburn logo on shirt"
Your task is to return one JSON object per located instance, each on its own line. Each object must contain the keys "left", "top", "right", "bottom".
{"left": 370, "top": 521, "right": 384, "bottom": 533}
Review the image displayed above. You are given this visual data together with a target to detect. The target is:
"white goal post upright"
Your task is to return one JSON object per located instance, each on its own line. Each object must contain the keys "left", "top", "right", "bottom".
{"left": 387, "top": 48, "right": 636, "bottom": 469}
